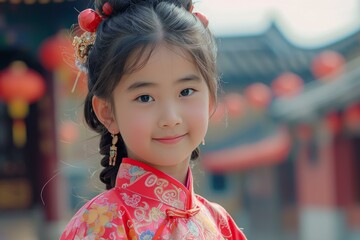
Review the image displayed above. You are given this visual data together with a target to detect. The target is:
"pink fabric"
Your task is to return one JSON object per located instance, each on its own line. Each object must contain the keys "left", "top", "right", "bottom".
{"left": 60, "top": 158, "right": 247, "bottom": 240}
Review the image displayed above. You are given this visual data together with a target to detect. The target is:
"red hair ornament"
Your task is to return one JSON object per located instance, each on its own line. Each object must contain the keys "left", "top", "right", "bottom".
{"left": 193, "top": 12, "right": 209, "bottom": 27}
{"left": 78, "top": 9, "right": 102, "bottom": 32}
{"left": 189, "top": 4, "right": 209, "bottom": 27}
{"left": 102, "top": 2, "right": 113, "bottom": 16}
{"left": 78, "top": 3, "right": 113, "bottom": 32}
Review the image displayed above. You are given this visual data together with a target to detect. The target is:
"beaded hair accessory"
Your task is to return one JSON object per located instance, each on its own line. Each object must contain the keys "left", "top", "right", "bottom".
{"left": 71, "top": 3, "right": 112, "bottom": 92}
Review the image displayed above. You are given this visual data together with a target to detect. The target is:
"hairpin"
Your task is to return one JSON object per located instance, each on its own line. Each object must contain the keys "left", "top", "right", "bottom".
{"left": 71, "top": 2, "right": 113, "bottom": 92}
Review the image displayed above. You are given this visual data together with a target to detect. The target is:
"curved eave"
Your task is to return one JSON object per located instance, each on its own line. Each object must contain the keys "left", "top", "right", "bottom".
{"left": 270, "top": 57, "right": 360, "bottom": 123}
{"left": 201, "top": 127, "right": 292, "bottom": 173}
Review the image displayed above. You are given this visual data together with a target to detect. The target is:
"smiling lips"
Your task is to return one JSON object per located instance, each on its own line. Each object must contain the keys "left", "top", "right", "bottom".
{"left": 153, "top": 134, "right": 187, "bottom": 144}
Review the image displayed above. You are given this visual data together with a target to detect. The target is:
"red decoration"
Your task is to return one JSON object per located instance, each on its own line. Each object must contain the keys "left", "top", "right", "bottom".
{"left": 244, "top": 83, "right": 272, "bottom": 109}
{"left": 344, "top": 103, "right": 360, "bottom": 130}
{"left": 38, "top": 32, "right": 73, "bottom": 71}
{"left": 224, "top": 93, "right": 245, "bottom": 117}
{"left": 0, "top": 61, "right": 46, "bottom": 103}
{"left": 102, "top": 2, "right": 113, "bottom": 16}
{"left": 311, "top": 50, "right": 345, "bottom": 80}
{"left": 0, "top": 61, "right": 46, "bottom": 148}
{"left": 193, "top": 12, "right": 209, "bottom": 27}
{"left": 271, "top": 72, "right": 304, "bottom": 98}
{"left": 78, "top": 9, "right": 103, "bottom": 32}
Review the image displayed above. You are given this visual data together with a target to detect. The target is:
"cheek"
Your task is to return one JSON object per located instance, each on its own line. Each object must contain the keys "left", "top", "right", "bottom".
{"left": 186, "top": 99, "right": 210, "bottom": 131}
{"left": 117, "top": 110, "right": 147, "bottom": 133}
{"left": 115, "top": 107, "right": 154, "bottom": 144}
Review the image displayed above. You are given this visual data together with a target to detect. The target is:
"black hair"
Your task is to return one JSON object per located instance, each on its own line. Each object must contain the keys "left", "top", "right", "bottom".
{"left": 82, "top": 0, "right": 218, "bottom": 189}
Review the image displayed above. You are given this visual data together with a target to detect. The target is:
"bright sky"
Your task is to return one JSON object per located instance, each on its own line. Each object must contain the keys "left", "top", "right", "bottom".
{"left": 195, "top": 0, "right": 360, "bottom": 48}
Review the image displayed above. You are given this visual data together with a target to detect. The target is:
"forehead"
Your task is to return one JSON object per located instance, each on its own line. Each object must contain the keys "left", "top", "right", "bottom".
{"left": 124, "top": 43, "right": 198, "bottom": 75}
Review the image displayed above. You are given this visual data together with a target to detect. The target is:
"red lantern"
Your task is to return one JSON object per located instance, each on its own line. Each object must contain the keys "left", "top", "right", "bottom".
{"left": 244, "top": 83, "right": 272, "bottom": 109}
{"left": 0, "top": 61, "right": 46, "bottom": 147}
{"left": 271, "top": 72, "right": 304, "bottom": 98}
{"left": 311, "top": 50, "right": 345, "bottom": 80}
{"left": 344, "top": 103, "right": 360, "bottom": 131}
{"left": 0, "top": 62, "right": 46, "bottom": 103}
{"left": 38, "top": 31, "right": 73, "bottom": 71}
{"left": 223, "top": 93, "right": 245, "bottom": 118}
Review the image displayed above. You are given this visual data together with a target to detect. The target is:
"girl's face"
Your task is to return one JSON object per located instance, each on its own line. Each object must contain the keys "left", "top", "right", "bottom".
{"left": 111, "top": 44, "right": 212, "bottom": 171}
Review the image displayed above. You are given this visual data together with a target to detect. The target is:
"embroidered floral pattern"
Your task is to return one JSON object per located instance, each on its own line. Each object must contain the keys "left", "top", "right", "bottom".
{"left": 139, "top": 230, "right": 154, "bottom": 240}
{"left": 60, "top": 158, "right": 247, "bottom": 240}
{"left": 121, "top": 193, "right": 141, "bottom": 208}
{"left": 149, "top": 207, "right": 166, "bottom": 221}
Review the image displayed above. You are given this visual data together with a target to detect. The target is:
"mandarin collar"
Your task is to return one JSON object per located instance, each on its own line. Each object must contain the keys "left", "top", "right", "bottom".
{"left": 115, "top": 158, "right": 196, "bottom": 211}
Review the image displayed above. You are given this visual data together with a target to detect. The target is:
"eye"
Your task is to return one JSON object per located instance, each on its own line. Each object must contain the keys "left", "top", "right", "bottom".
{"left": 136, "top": 95, "right": 154, "bottom": 103}
{"left": 180, "top": 88, "right": 195, "bottom": 97}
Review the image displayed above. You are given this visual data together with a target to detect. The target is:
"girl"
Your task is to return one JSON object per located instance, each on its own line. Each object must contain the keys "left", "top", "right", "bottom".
{"left": 61, "top": 0, "right": 247, "bottom": 239}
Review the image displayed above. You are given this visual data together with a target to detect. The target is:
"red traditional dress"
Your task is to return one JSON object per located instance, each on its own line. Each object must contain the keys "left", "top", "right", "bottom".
{"left": 60, "top": 158, "right": 247, "bottom": 240}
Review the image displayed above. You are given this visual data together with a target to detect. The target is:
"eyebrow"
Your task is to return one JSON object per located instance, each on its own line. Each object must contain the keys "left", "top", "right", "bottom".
{"left": 127, "top": 74, "right": 201, "bottom": 91}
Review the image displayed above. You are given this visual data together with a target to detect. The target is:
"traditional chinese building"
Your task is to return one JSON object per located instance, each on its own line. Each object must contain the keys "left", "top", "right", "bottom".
{"left": 199, "top": 23, "right": 360, "bottom": 240}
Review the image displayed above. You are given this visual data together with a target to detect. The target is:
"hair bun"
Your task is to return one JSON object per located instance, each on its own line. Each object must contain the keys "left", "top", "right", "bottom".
{"left": 95, "top": 0, "right": 192, "bottom": 16}
{"left": 95, "top": 0, "right": 148, "bottom": 16}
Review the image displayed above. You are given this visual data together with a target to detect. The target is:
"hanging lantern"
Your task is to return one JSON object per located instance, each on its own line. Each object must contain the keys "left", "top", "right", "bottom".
{"left": 271, "top": 72, "right": 304, "bottom": 98}
{"left": 0, "top": 61, "right": 46, "bottom": 147}
{"left": 223, "top": 93, "right": 245, "bottom": 118}
{"left": 244, "top": 83, "right": 272, "bottom": 109}
{"left": 311, "top": 50, "right": 345, "bottom": 80}
{"left": 38, "top": 30, "right": 73, "bottom": 71}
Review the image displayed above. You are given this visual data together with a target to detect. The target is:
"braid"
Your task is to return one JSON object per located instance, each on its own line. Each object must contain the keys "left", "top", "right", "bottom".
{"left": 84, "top": 92, "right": 128, "bottom": 189}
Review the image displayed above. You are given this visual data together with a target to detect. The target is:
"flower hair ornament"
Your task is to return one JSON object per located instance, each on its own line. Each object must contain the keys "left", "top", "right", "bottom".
{"left": 71, "top": 2, "right": 113, "bottom": 92}
{"left": 71, "top": 2, "right": 208, "bottom": 92}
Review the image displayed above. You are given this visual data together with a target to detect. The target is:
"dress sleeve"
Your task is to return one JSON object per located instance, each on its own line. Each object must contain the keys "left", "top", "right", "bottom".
{"left": 225, "top": 211, "right": 247, "bottom": 240}
{"left": 59, "top": 196, "right": 131, "bottom": 240}
{"left": 196, "top": 195, "right": 247, "bottom": 240}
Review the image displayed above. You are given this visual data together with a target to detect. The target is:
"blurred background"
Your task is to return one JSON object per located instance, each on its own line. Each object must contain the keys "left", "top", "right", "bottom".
{"left": 0, "top": 0, "right": 360, "bottom": 239}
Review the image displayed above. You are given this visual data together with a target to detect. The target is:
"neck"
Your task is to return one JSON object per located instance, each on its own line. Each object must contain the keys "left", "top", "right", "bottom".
{"left": 157, "top": 162, "right": 189, "bottom": 185}
{"left": 138, "top": 158, "right": 190, "bottom": 185}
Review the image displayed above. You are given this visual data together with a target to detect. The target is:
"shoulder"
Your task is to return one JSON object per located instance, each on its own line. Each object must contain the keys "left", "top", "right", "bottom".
{"left": 195, "top": 194, "right": 229, "bottom": 217}
{"left": 60, "top": 189, "right": 128, "bottom": 240}
{"left": 195, "top": 194, "right": 248, "bottom": 240}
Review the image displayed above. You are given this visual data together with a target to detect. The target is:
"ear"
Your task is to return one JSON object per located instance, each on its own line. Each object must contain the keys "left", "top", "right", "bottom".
{"left": 92, "top": 96, "right": 119, "bottom": 134}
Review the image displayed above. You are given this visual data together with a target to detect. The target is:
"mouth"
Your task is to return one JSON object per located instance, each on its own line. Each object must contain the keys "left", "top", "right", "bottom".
{"left": 153, "top": 134, "right": 187, "bottom": 144}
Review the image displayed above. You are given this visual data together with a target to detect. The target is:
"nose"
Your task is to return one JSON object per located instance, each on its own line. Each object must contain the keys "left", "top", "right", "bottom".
{"left": 158, "top": 102, "right": 182, "bottom": 128}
